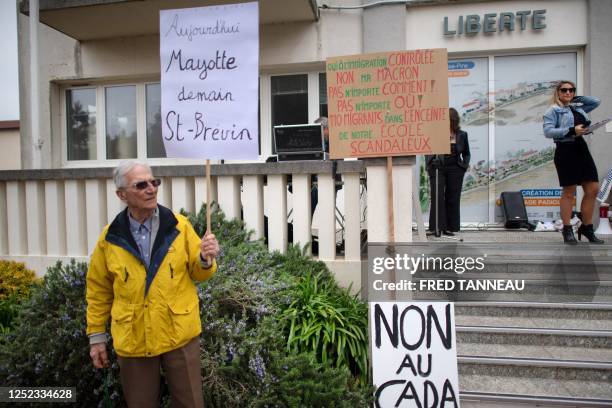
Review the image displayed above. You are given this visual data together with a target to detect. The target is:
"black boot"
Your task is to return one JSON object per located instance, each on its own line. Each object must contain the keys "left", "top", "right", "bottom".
{"left": 562, "top": 225, "right": 577, "bottom": 244}
{"left": 577, "top": 224, "right": 604, "bottom": 244}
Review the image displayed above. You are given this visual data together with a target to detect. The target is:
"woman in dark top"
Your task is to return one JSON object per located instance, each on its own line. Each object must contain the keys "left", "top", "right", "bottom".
{"left": 543, "top": 80, "right": 603, "bottom": 244}
{"left": 426, "top": 107, "right": 471, "bottom": 235}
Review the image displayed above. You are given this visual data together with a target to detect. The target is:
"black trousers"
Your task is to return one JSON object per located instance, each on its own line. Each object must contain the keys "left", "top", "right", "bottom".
{"left": 428, "top": 164, "right": 466, "bottom": 232}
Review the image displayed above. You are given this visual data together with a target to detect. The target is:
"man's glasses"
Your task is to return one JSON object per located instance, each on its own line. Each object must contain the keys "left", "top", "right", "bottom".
{"left": 559, "top": 87, "right": 576, "bottom": 94}
{"left": 131, "top": 178, "right": 162, "bottom": 190}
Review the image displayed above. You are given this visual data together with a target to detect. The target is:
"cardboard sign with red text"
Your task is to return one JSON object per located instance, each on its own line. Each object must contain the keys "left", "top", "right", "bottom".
{"left": 326, "top": 49, "right": 449, "bottom": 159}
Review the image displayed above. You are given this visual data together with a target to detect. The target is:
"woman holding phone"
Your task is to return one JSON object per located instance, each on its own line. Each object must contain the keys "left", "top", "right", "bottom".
{"left": 543, "top": 80, "right": 603, "bottom": 244}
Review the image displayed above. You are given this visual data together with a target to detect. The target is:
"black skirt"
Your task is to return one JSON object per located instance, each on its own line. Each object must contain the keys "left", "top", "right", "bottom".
{"left": 553, "top": 137, "right": 598, "bottom": 187}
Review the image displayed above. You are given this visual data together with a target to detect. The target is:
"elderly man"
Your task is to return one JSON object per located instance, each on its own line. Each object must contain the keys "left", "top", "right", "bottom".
{"left": 86, "top": 160, "right": 219, "bottom": 407}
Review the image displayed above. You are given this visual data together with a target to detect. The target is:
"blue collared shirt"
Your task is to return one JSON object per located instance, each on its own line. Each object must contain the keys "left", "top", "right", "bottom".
{"left": 128, "top": 212, "right": 153, "bottom": 268}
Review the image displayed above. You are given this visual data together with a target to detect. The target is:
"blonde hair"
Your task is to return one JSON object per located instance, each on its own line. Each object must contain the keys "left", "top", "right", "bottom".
{"left": 549, "top": 80, "right": 576, "bottom": 107}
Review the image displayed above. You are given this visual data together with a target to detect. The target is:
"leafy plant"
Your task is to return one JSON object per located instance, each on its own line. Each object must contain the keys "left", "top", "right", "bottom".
{"left": 281, "top": 271, "right": 369, "bottom": 385}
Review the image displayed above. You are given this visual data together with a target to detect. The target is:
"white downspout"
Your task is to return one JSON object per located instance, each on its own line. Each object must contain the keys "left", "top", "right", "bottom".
{"left": 29, "top": 0, "right": 41, "bottom": 169}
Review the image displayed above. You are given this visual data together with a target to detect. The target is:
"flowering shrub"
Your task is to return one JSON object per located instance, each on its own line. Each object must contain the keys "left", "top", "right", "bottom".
{"left": 0, "top": 205, "right": 372, "bottom": 407}
{"left": 0, "top": 261, "right": 39, "bottom": 334}
{"left": 0, "top": 260, "right": 124, "bottom": 407}
{"left": 0, "top": 260, "right": 38, "bottom": 300}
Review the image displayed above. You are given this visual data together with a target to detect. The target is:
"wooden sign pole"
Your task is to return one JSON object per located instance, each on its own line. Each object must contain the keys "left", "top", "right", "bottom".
{"left": 206, "top": 159, "right": 212, "bottom": 234}
{"left": 386, "top": 156, "right": 395, "bottom": 243}
{"left": 206, "top": 159, "right": 213, "bottom": 265}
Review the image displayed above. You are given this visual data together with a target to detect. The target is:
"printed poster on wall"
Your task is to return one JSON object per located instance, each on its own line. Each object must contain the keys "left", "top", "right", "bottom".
{"left": 419, "top": 53, "right": 577, "bottom": 224}
{"left": 492, "top": 53, "right": 576, "bottom": 222}
{"left": 326, "top": 49, "right": 450, "bottom": 159}
{"left": 371, "top": 302, "right": 460, "bottom": 408}
{"left": 160, "top": 2, "right": 259, "bottom": 159}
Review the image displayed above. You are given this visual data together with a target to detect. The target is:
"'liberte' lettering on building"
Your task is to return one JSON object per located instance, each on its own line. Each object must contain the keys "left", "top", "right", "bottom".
{"left": 443, "top": 10, "right": 547, "bottom": 36}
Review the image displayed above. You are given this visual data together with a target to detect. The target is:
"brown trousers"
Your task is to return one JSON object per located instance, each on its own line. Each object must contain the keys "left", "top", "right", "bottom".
{"left": 117, "top": 337, "right": 204, "bottom": 408}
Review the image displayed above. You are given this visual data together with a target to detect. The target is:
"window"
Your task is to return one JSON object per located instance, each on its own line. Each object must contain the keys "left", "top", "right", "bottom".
{"left": 319, "top": 72, "right": 328, "bottom": 118}
{"left": 105, "top": 85, "right": 137, "bottom": 160}
{"left": 66, "top": 88, "right": 96, "bottom": 161}
{"left": 64, "top": 82, "right": 166, "bottom": 163}
{"left": 146, "top": 83, "right": 166, "bottom": 158}
{"left": 63, "top": 72, "right": 329, "bottom": 164}
{"left": 271, "top": 74, "right": 308, "bottom": 127}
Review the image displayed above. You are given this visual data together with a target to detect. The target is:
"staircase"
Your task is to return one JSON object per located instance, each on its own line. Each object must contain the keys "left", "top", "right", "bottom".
{"left": 456, "top": 302, "right": 612, "bottom": 407}
{"left": 411, "top": 240, "right": 612, "bottom": 407}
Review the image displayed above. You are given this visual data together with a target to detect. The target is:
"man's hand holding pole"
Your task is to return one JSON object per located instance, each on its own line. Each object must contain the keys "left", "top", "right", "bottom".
{"left": 200, "top": 232, "right": 219, "bottom": 265}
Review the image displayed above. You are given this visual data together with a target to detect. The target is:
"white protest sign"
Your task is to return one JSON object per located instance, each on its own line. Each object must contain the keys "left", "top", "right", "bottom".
{"left": 160, "top": 2, "right": 259, "bottom": 159}
{"left": 371, "top": 302, "right": 460, "bottom": 408}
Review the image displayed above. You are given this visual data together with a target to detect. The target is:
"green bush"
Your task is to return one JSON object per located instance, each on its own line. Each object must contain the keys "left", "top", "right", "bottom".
{"left": 0, "top": 294, "right": 20, "bottom": 335}
{"left": 0, "top": 204, "right": 372, "bottom": 407}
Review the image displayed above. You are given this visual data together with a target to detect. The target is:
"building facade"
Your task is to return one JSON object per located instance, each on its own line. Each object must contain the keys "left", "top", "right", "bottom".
{"left": 2, "top": 0, "right": 611, "bottom": 274}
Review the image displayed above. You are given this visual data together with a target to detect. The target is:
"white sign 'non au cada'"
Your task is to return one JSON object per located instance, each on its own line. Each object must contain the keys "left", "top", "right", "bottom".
{"left": 371, "top": 302, "right": 460, "bottom": 408}
{"left": 160, "top": 2, "right": 259, "bottom": 159}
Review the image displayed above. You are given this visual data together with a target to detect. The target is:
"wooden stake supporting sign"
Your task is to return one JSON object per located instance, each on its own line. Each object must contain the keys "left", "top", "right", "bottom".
{"left": 206, "top": 159, "right": 211, "bottom": 235}
{"left": 386, "top": 156, "right": 395, "bottom": 243}
{"left": 206, "top": 160, "right": 212, "bottom": 267}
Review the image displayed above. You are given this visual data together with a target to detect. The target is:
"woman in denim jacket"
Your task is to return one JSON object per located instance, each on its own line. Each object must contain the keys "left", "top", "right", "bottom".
{"left": 543, "top": 80, "right": 603, "bottom": 244}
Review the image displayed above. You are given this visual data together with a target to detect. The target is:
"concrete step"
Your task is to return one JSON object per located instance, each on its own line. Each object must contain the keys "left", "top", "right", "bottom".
{"left": 458, "top": 344, "right": 612, "bottom": 365}
{"left": 456, "top": 301, "right": 612, "bottom": 309}
{"left": 402, "top": 242, "right": 612, "bottom": 257}
{"left": 458, "top": 363, "right": 611, "bottom": 401}
{"left": 412, "top": 286, "right": 612, "bottom": 304}
{"left": 460, "top": 391, "right": 612, "bottom": 407}
{"left": 455, "top": 315, "right": 612, "bottom": 403}
{"left": 452, "top": 259, "right": 612, "bottom": 279}
{"left": 455, "top": 304, "right": 612, "bottom": 330}
{"left": 457, "top": 326, "right": 612, "bottom": 348}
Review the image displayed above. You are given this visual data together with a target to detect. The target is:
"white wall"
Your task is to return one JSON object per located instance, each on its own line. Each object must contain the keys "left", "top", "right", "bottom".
{"left": 0, "top": 129, "right": 21, "bottom": 170}
{"left": 18, "top": 14, "right": 77, "bottom": 169}
{"left": 77, "top": 11, "right": 364, "bottom": 76}
{"left": 80, "top": 35, "right": 160, "bottom": 78}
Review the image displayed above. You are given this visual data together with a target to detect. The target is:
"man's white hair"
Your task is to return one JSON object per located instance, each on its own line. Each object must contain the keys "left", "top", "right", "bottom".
{"left": 113, "top": 160, "right": 152, "bottom": 189}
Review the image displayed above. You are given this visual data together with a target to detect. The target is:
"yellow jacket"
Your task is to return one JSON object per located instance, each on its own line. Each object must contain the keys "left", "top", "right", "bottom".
{"left": 86, "top": 205, "right": 216, "bottom": 357}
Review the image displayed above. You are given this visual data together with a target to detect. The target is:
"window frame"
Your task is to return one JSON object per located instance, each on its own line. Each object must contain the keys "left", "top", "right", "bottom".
{"left": 259, "top": 70, "right": 325, "bottom": 161}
